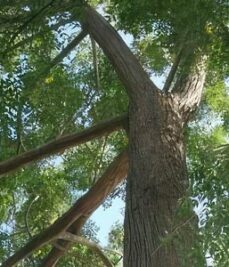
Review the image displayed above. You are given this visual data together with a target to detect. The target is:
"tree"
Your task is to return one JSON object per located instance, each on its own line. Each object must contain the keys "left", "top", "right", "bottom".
{"left": 0, "top": 0, "right": 228, "bottom": 266}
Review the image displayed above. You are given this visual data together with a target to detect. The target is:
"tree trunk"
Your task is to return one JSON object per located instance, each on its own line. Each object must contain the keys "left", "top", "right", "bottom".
{"left": 124, "top": 91, "right": 189, "bottom": 266}
{"left": 82, "top": 6, "right": 206, "bottom": 267}
{"left": 124, "top": 63, "right": 206, "bottom": 266}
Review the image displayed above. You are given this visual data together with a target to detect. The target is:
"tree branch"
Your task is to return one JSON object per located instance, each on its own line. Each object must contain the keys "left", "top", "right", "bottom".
{"left": 25, "top": 196, "right": 40, "bottom": 239}
{"left": 40, "top": 29, "right": 88, "bottom": 78}
{"left": 0, "top": 114, "right": 127, "bottom": 177}
{"left": 82, "top": 6, "right": 160, "bottom": 103}
{"left": 2, "top": 150, "right": 129, "bottom": 267}
{"left": 163, "top": 48, "right": 183, "bottom": 93}
{"left": 41, "top": 216, "right": 87, "bottom": 266}
{"left": 8, "top": 0, "right": 56, "bottom": 46}
{"left": 4, "top": 18, "right": 78, "bottom": 55}
{"left": 90, "top": 36, "right": 100, "bottom": 90}
{"left": 172, "top": 56, "right": 207, "bottom": 122}
{"left": 58, "top": 232, "right": 113, "bottom": 267}
{"left": 163, "top": 29, "right": 189, "bottom": 93}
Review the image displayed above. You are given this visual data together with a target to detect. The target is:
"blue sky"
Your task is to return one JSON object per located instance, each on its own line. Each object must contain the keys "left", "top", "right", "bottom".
{"left": 91, "top": 197, "right": 125, "bottom": 246}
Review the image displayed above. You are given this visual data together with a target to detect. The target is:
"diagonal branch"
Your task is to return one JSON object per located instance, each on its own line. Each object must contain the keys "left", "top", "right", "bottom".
{"left": 40, "top": 29, "right": 88, "bottom": 79}
{"left": 1, "top": 150, "right": 129, "bottom": 267}
{"left": 163, "top": 30, "right": 189, "bottom": 93}
{"left": 58, "top": 232, "right": 113, "bottom": 267}
{"left": 4, "top": 18, "right": 78, "bottom": 56}
{"left": 163, "top": 48, "right": 184, "bottom": 93}
{"left": 82, "top": 6, "right": 160, "bottom": 103}
{"left": 8, "top": 0, "right": 55, "bottom": 45}
{"left": 0, "top": 114, "right": 128, "bottom": 177}
{"left": 90, "top": 35, "right": 100, "bottom": 90}
{"left": 25, "top": 196, "right": 40, "bottom": 239}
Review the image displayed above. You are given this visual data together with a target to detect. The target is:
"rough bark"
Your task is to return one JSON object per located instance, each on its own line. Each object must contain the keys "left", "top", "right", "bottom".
{"left": 123, "top": 61, "right": 206, "bottom": 266}
{"left": 1, "top": 150, "right": 128, "bottom": 267}
{"left": 0, "top": 114, "right": 127, "bottom": 177}
{"left": 124, "top": 94, "right": 185, "bottom": 266}
{"left": 82, "top": 7, "right": 207, "bottom": 267}
{"left": 173, "top": 57, "right": 207, "bottom": 122}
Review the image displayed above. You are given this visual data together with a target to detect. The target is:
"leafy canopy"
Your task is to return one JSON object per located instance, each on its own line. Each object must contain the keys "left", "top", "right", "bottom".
{"left": 0, "top": 0, "right": 228, "bottom": 266}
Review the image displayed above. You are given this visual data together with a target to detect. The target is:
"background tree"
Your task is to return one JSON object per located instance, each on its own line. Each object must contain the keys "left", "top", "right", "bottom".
{"left": 0, "top": 0, "right": 228, "bottom": 266}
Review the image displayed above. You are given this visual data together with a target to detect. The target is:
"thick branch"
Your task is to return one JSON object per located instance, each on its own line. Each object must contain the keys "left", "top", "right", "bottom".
{"left": 2, "top": 150, "right": 129, "bottom": 267}
{"left": 58, "top": 232, "right": 113, "bottom": 267}
{"left": 0, "top": 114, "right": 127, "bottom": 177}
{"left": 83, "top": 6, "right": 160, "bottom": 102}
{"left": 172, "top": 56, "right": 207, "bottom": 122}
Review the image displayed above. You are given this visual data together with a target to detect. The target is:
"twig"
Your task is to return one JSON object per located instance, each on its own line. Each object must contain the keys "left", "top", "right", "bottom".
{"left": 25, "top": 196, "right": 40, "bottom": 239}
{"left": 9, "top": 0, "right": 55, "bottom": 45}
{"left": 58, "top": 232, "right": 113, "bottom": 267}
{"left": 90, "top": 36, "right": 100, "bottom": 90}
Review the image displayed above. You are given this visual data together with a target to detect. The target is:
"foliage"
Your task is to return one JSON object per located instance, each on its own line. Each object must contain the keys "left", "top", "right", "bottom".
{"left": 106, "top": 222, "right": 123, "bottom": 266}
{"left": 0, "top": 1, "right": 128, "bottom": 265}
{"left": 108, "top": 0, "right": 229, "bottom": 81}
{"left": 0, "top": 0, "right": 228, "bottom": 266}
{"left": 186, "top": 84, "right": 229, "bottom": 265}
{"left": 108, "top": 221, "right": 123, "bottom": 252}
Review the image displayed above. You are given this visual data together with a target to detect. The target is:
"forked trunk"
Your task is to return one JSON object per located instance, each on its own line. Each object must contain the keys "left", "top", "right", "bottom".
{"left": 124, "top": 67, "right": 206, "bottom": 266}
{"left": 83, "top": 7, "right": 206, "bottom": 267}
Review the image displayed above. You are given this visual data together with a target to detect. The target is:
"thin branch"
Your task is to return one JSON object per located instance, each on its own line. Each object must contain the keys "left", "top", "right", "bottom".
{"left": 42, "top": 216, "right": 87, "bottom": 266}
{"left": 40, "top": 29, "right": 88, "bottom": 79}
{"left": 4, "top": 18, "right": 77, "bottom": 55}
{"left": 2, "top": 150, "right": 129, "bottom": 267}
{"left": 16, "top": 104, "right": 23, "bottom": 155}
{"left": 90, "top": 36, "right": 100, "bottom": 90}
{"left": 163, "top": 48, "right": 184, "bottom": 93}
{"left": 163, "top": 29, "right": 189, "bottom": 93}
{"left": 91, "top": 136, "right": 108, "bottom": 184}
{"left": 58, "top": 232, "right": 113, "bottom": 267}
{"left": 25, "top": 196, "right": 40, "bottom": 239}
{"left": 0, "top": 114, "right": 127, "bottom": 177}
{"left": 8, "top": 0, "right": 55, "bottom": 45}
